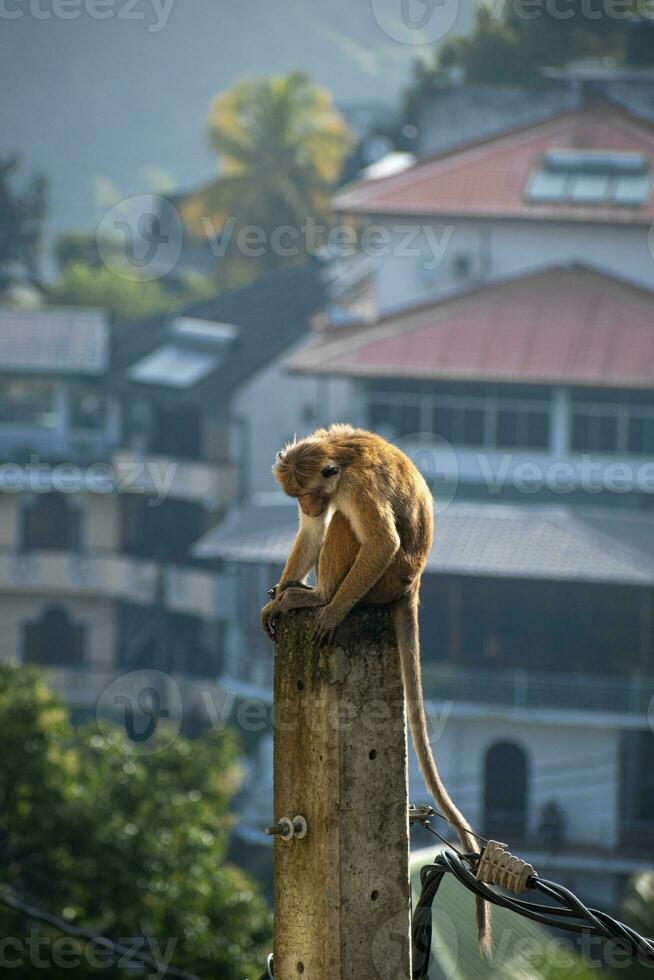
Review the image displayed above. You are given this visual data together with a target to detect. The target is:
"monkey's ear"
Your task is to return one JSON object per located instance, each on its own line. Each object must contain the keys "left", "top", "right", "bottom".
{"left": 277, "top": 451, "right": 285, "bottom": 461}
{"left": 321, "top": 465, "right": 339, "bottom": 478}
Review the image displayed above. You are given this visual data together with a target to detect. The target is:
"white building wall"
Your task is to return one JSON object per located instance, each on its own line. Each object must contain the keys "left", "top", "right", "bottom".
{"left": 0, "top": 496, "right": 18, "bottom": 550}
{"left": 412, "top": 712, "right": 622, "bottom": 849}
{"left": 373, "top": 218, "right": 654, "bottom": 314}
{"left": 85, "top": 494, "right": 121, "bottom": 551}
{"left": 231, "top": 343, "right": 356, "bottom": 498}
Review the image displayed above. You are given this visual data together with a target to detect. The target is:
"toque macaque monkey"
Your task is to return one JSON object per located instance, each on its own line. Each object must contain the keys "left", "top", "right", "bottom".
{"left": 261, "top": 424, "right": 491, "bottom": 954}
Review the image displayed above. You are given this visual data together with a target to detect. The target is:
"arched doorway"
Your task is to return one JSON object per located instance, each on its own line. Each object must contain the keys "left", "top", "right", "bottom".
{"left": 23, "top": 606, "right": 86, "bottom": 666}
{"left": 484, "top": 741, "right": 529, "bottom": 841}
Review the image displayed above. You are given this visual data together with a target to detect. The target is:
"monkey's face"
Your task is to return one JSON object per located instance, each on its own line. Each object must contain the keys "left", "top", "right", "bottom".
{"left": 296, "top": 463, "right": 341, "bottom": 516}
{"left": 297, "top": 491, "right": 329, "bottom": 517}
{"left": 274, "top": 448, "right": 341, "bottom": 517}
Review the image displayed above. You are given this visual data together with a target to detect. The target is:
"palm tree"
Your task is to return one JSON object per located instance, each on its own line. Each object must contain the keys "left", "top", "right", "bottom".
{"left": 180, "top": 72, "right": 352, "bottom": 287}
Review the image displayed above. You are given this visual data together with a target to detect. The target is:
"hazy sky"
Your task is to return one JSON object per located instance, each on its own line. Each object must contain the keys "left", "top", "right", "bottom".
{"left": 0, "top": 0, "right": 476, "bottom": 256}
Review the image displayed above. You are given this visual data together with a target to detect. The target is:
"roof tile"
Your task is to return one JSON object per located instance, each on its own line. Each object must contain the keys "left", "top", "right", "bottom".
{"left": 289, "top": 263, "right": 654, "bottom": 388}
{"left": 334, "top": 103, "right": 654, "bottom": 223}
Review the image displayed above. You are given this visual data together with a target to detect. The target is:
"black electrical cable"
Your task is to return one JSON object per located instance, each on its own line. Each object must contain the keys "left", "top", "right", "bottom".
{"left": 257, "top": 952, "right": 274, "bottom": 979}
{"left": 421, "top": 807, "right": 489, "bottom": 847}
{"left": 0, "top": 889, "right": 201, "bottom": 980}
{"left": 412, "top": 848, "right": 654, "bottom": 978}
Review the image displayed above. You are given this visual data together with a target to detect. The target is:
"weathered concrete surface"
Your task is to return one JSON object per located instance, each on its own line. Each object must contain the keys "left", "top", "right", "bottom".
{"left": 273, "top": 607, "right": 411, "bottom": 980}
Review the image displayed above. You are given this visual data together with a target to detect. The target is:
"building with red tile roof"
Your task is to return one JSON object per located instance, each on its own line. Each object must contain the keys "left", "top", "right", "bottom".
{"left": 330, "top": 101, "right": 654, "bottom": 316}
{"left": 334, "top": 102, "right": 654, "bottom": 225}
{"left": 290, "top": 262, "right": 654, "bottom": 389}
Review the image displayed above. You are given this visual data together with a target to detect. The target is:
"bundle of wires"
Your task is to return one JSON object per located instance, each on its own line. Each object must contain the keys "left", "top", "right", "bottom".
{"left": 412, "top": 847, "right": 654, "bottom": 980}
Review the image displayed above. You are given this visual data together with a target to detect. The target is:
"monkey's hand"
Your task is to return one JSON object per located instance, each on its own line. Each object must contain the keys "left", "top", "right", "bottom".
{"left": 261, "top": 600, "right": 280, "bottom": 641}
{"left": 313, "top": 604, "right": 344, "bottom": 648}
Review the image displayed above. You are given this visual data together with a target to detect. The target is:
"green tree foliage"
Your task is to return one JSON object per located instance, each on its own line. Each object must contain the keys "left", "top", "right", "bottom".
{"left": 180, "top": 71, "right": 352, "bottom": 288}
{"left": 0, "top": 666, "right": 271, "bottom": 978}
{"left": 49, "top": 262, "right": 213, "bottom": 322}
{"left": 53, "top": 231, "right": 106, "bottom": 272}
{"left": 50, "top": 262, "right": 176, "bottom": 321}
{"left": 0, "top": 154, "right": 47, "bottom": 292}
{"left": 436, "top": 6, "right": 640, "bottom": 85}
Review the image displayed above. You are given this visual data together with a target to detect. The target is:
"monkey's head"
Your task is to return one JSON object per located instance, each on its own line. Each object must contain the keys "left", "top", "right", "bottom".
{"left": 273, "top": 439, "right": 342, "bottom": 517}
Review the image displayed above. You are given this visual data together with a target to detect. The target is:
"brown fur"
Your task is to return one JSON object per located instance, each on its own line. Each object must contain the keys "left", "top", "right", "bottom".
{"left": 262, "top": 424, "right": 492, "bottom": 955}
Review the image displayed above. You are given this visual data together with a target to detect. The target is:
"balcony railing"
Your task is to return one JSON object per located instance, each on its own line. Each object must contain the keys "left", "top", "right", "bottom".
{"left": 112, "top": 450, "right": 238, "bottom": 511}
{"left": 43, "top": 665, "right": 213, "bottom": 711}
{"left": 0, "top": 550, "right": 158, "bottom": 604}
{"left": 423, "top": 664, "right": 654, "bottom": 717}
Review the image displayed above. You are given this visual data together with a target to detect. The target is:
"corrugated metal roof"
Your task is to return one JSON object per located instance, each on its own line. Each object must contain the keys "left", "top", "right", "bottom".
{"left": 333, "top": 103, "right": 654, "bottom": 224}
{"left": 0, "top": 307, "right": 108, "bottom": 375}
{"left": 193, "top": 500, "right": 654, "bottom": 587}
{"left": 288, "top": 263, "right": 654, "bottom": 388}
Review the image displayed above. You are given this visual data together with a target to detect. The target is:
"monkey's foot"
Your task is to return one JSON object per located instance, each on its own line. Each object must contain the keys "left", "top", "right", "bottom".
{"left": 261, "top": 600, "right": 279, "bottom": 641}
{"left": 313, "top": 605, "right": 343, "bottom": 648}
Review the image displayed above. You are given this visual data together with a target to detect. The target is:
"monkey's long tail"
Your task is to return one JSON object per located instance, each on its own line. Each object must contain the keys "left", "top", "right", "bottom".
{"left": 392, "top": 592, "right": 493, "bottom": 957}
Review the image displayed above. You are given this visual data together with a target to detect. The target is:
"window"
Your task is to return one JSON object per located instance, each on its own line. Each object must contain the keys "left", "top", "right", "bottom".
{"left": 496, "top": 406, "right": 549, "bottom": 449}
{"left": 484, "top": 741, "right": 529, "bottom": 840}
{"left": 628, "top": 416, "right": 654, "bottom": 455}
{"left": 0, "top": 378, "right": 58, "bottom": 427}
{"left": 128, "top": 345, "right": 217, "bottom": 388}
{"left": 368, "top": 386, "right": 551, "bottom": 450}
{"left": 526, "top": 150, "right": 652, "bottom": 207}
{"left": 23, "top": 606, "right": 85, "bottom": 666}
{"left": 70, "top": 385, "right": 107, "bottom": 430}
{"left": 571, "top": 392, "right": 654, "bottom": 455}
{"left": 621, "top": 731, "right": 654, "bottom": 848}
{"left": 452, "top": 253, "right": 473, "bottom": 281}
{"left": 21, "top": 494, "right": 81, "bottom": 551}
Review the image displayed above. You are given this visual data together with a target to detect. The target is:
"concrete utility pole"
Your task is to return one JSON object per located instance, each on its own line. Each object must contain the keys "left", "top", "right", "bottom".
{"left": 271, "top": 607, "right": 411, "bottom": 980}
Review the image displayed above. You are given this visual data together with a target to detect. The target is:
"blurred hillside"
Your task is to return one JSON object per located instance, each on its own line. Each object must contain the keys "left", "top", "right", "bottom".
{"left": 0, "top": 0, "right": 477, "bottom": 253}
